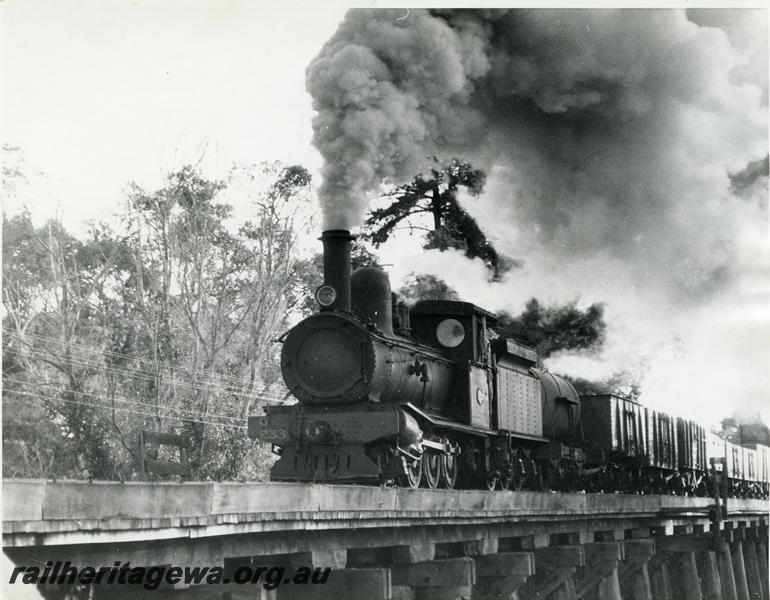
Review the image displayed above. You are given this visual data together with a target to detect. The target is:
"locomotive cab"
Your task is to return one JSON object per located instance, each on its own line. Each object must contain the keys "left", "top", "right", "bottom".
{"left": 410, "top": 301, "right": 496, "bottom": 426}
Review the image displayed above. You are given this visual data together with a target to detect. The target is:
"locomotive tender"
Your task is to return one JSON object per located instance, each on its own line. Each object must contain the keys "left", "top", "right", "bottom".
{"left": 249, "top": 230, "right": 770, "bottom": 497}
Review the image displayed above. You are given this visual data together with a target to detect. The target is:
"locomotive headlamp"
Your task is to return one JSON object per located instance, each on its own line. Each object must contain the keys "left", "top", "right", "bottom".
{"left": 315, "top": 284, "right": 337, "bottom": 307}
{"left": 304, "top": 420, "right": 329, "bottom": 442}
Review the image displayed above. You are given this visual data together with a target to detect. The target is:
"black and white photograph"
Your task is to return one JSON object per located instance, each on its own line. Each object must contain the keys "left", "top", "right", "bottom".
{"left": 2, "top": 2, "right": 769, "bottom": 599}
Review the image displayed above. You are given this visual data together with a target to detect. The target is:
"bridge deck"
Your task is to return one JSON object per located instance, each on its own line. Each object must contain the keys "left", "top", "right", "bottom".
{"left": 3, "top": 479, "right": 767, "bottom": 547}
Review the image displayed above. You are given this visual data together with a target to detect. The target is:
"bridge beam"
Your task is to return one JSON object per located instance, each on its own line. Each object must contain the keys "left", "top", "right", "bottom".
{"left": 511, "top": 542, "right": 585, "bottom": 600}
{"left": 742, "top": 539, "right": 765, "bottom": 600}
{"left": 273, "top": 568, "right": 390, "bottom": 600}
{"left": 554, "top": 576, "right": 578, "bottom": 600}
{"left": 520, "top": 534, "right": 551, "bottom": 550}
{"left": 575, "top": 543, "right": 622, "bottom": 600}
{"left": 391, "top": 556, "right": 475, "bottom": 600}
{"left": 620, "top": 562, "right": 653, "bottom": 600}
{"left": 302, "top": 550, "right": 347, "bottom": 569}
{"left": 655, "top": 535, "right": 715, "bottom": 553}
{"left": 575, "top": 561, "right": 619, "bottom": 599}
{"left": 648, "top": 554, "right": 674, "bottom": 600}
{"left": 696, "top": 551, "right": 722, "bottom": 600}
{"left": 617, "top": 539, "right": 654, "bottom": 600}
{"left": 473, "top": 552, "right": 534, "bottom": 600}
{"left": 730, "top": 541, "right": 750, "bottom": 600}
{"left": 595, "top": 567, "right": 621, "bottom": 600}
{"left": 224, "top": 550, "right": 347, "bottom": 572}
{"left": 475, "top": 576, "right": 528, "bottom": 600}
{"left": 625, "top": 528, "right": 652, "bottom": 540}
{"left": 459, "top": 537, "right": 498, "bottom": 557}
{"left": 558, "top": 532, "right": 592, "bottom": 546}
{"left": 594, "top": 529, "right": 625, "bottom": 542}
{"left": 392, "top": 544, "right": 436, "bottom": 564}
{"left": 668, "top": 552, "right": 704, "bottom": 600}
{"left": 758, "top": 537, "right": 769, "bottom": 600}
{"left": 718, "top": 543, "right": 739, "bottom": 600}
{"left": 475, "top": 553, "right": 535, "bottom": 579}
{"left": 519, "top": 567, "right": 577, "bottom": 600}
{"left": 623, "top": 539, "right": 655, "bottom": 564}
{"left": 585, "top": 542, "right": 624, "bottom": 562}
{"left": 390, "top": 557, "right": 475, "bottom": 588}
{"left": 534, "top": 546, "right": 586, "bottom": 569}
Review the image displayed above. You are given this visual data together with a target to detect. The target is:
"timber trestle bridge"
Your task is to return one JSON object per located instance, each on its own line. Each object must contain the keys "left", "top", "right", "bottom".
{"left": 2, "top": 480, "right": 768, "bottom": 600}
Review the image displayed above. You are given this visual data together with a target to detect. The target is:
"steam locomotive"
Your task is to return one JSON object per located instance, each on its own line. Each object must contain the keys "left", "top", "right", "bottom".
{"left": 249, "top": 230, "right": 770, "bottom": 498}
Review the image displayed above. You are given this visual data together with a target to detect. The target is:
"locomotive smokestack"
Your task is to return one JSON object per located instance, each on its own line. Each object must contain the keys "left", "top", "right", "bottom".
{"left": 319, "top": 229, "right": 355, "bottom": 312}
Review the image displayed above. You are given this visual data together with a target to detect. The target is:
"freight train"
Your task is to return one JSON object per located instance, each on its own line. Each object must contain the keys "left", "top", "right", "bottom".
{"left": 249, "top": 230, "right": 770, "bottom": 498}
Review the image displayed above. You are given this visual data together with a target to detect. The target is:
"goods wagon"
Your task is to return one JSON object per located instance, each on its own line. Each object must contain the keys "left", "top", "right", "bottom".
{"left": 745, "top": 444, "right": 770, "bottom": 497}
{"left": 645, "top": 408, "right": 677, "bottom": 471}
{"left": 580, "top": 394, "right": 649, "bottom": 492}
{"left": 676, "top": 417, "right": 708, "bottom": 495}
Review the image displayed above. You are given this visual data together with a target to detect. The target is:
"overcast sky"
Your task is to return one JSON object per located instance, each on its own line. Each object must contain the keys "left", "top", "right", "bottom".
{"left": 2, "top": 0, "right": 346, "bottom": 230}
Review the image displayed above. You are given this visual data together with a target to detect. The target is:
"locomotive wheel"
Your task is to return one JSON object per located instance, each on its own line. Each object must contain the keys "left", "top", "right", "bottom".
{"left": 639, "top": 470, "right": 655, "bottom": 495}
{"left": 540, "top": 462, "right": 564, "bottom": 492}
{"left": 609, "top": 465, "right": 625, "bottom": 493}
{"left": 524, "top": 459, "right": 539, "bottom": 490}
{"left": 669, "top": 475, "right": 686, "bottom": 496}
{"left": 509, "top": 459, "right": 526, "bottom": 491}
{"left": 585, "top": 471, "right": 602, "bottom": 494}
{"left": 422, "top": 452, "right": 441, "bottom": 489}
{"left": 564, "top": 467, "right": 581, "bottom": 493}
{"left": 441, "top": 451, "right": 459, "bottom": 489}
{"left": 400, "top": 455, "right": 422, "bottom": 489}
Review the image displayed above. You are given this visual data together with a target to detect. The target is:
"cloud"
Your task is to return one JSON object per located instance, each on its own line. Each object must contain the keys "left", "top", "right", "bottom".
{"left": 309, "top": 9, "right": 769, "bottom": 425}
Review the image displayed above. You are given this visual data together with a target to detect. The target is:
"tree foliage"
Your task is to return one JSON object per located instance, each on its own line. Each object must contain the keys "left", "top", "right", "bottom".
{"left": 497, "top": 299, "right": 606, "bottom": 360}
{"left": 364, "top": 159, "right": 514, "bottom": 281}
{"left": 397, "top": 272, "right": 460, "bottom": 304}
{"left": 3, "top": 215, "right": 138, "bottom": 479}
{"left": 717, "top": 417, "right": 770, "bottom": 445}
{"left": 2, "top": 162, "right": 315, "bottom": 481}
{"left": 568, "top": 372, "right": 642, "bottom": 401}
